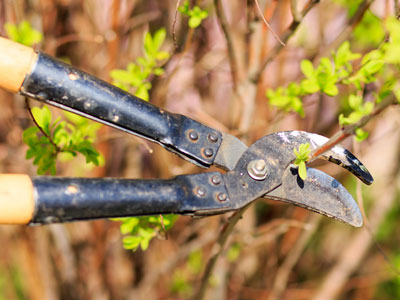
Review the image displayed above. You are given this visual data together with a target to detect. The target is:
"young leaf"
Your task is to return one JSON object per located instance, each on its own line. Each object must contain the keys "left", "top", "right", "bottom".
{"left": 300, "top": 60, "right": 315, "bottom": 78}
{"left": 293, "top": 143, "right": 311, "bottom": 180}
{"left": 298, "top": 161, "right": 307, "bottom": 181}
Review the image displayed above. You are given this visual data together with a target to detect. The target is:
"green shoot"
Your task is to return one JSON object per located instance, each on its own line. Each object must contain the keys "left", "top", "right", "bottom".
{"left": 293, "top": 143, "right": 311, "bottom": 180}
{"left": 5, "top": 21, "right": 43, "bottom": 47}
{"left": 178, "top": 0, "right": 209, "bottom": 28}
{"left": 110, "top": 28, "right": 169, "bottom": 101}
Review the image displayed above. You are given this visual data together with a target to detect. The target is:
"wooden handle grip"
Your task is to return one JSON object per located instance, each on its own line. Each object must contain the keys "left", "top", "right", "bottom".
{"left": 0, "top": 37, "right": 37, "bottom": 93}
{"left": 0, "top": 174, "right": 34, "bottom": 224}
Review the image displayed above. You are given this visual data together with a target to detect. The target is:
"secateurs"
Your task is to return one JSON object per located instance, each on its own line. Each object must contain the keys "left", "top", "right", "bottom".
{"left": 0, "top": 37, "right": 373, "bottom": 226}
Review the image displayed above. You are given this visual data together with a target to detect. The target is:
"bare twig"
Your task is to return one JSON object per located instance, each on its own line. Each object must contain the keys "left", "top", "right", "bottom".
{"left": 25, "top": 98, "right": 61, "bottom": 152}
{"left": 290, "top": 0, "right": 301, "bottom": 22}
{"left": 311, "top": 125, "right": 400, "bottom": 300}
{"left": 308, "top": 95, "right": 398, "bottom": 162}
{"left": 268, "top": 214, "right": 321, "bottom": 300}
{"left": 172, "top": 0, "right": 182, "bottom": 49}
{"left": 214, "top": 0, "right": 239, "bottom": 90}
{"left": 354, "top": 142, "right": 400, "bottom": 277}
{"left": 254, "top": 0, "right": 285, "bottom": 46}
{"left": 195, "top": 205, "right": 250, "bottom": 300}
{"left": 313, "top": 0, "right": 375, "bottom": 61}
{"left": 250, "top": 0, "right": 319, "bottom": 83}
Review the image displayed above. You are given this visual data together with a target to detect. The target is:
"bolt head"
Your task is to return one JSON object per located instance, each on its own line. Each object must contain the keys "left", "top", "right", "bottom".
{"left": 203, "top": 148, "right": 214, "bottom": 158}
{"left": 217, "top": 192, "right": 228, "bottom": 202}
{"left": 208, "top": 133, "right": 219, "bottom": 143}
{"left": 211, "top": 175, "right": 221, "bottom": 185}
{"left": 189, "top": 130, "right": 199, "bottom": 141}
{"left": 196, "top": 186, "right": 206, "bottom": 197}
{"left": 247, "top": 159, "right": 268, "bottom": 180}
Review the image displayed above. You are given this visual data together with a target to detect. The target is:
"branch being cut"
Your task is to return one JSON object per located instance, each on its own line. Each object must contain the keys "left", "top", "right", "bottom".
{"left": 308, "top": 95, "right": 399, "bottom": 162}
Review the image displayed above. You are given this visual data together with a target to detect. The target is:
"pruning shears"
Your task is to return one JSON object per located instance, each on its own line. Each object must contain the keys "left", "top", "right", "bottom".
{"left": 0, "top": 37, "right": 373, "bottom": 226}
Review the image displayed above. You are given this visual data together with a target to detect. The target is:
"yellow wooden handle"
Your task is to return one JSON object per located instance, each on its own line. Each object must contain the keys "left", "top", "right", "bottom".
{"left": 0, "top": 37, "right": 38, "bottom": 93}
{"left": 0, "top": 174, "right": 34, "bottom": 224}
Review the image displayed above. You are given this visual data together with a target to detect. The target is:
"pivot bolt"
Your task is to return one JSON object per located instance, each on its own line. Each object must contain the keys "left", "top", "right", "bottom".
{"left": 247, "top": 159, "right": 268, "bottom": 180}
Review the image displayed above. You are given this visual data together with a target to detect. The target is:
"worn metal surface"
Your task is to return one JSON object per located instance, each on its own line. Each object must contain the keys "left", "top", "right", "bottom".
{"left": 29, "top": 131, "right": 372, "bottom": 225}
{"left": 31, "top": 173, "right": 230, "bottom": 224}
{"left": 18, "top": 53, "right": 372, "bottom": 226}
{"left": 273, "top": 131, "right": 374, "bottom": 185}
{"left": 213, "top": 132, "right": 248, "bottom": 171}
{"left": 20, "top": 52, "right": 222, "bottom": 168}
{"left": 267, "top": 166, "right": 363, "bottom": 227}
{"left": 222, "top": 131, "right": 371, "bottom": 226}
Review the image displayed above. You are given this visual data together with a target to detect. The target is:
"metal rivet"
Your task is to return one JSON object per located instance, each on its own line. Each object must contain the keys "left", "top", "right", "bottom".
{"left": 204, "top": 148, "right": 214, "bottom": 157}
{"left": 208, "top": 133, "right": 219, "bottom": 143}
{"left": 189, "top": 130, "right": 199, "bottom": 141}
{"left": 196, "top": 186, "right": 206, "bottom": 197}
{"left": 247, "top": 159, "right": 268, "bottom": 180}
{"left": 217, "top": 192, "right": 228, "bottom": 202}
{"left": 211, "top": 175, "right": 221, "bottom": 185}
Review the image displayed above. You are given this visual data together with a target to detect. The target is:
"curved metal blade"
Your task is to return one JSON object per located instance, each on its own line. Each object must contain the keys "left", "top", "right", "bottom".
{"left": 267, "top": 165, "right": 363, "bottom": 227}
{"left": 275, "top": 131, "right": 373, "bottom": 185}
{"left": 214, "top": 133, "right": 248, "bottom": 171}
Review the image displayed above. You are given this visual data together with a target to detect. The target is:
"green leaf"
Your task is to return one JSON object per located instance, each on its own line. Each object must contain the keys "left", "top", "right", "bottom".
{"left": 5, "top": 21, "right": 43, "bottom": 47}
{"left": 189, "top": 17, "right": 202, "bottom": 28}
{"left": 123, "top": 236, "right": 141, "bottom": 250}
{"left": 348, "top": 94, "right": 362, "bottom": 109}
{"left": 298, "top": 161, "right": 307, "bottom": 180}
{"left": 300, "top": 60, "right": 315, "bottom": 78}
{"left": 363, "top": 60, "right": 384, "bottom": 75}
{"left": 355, "top": 128, "right": 369, "bottom": 142}
{"left": 322, "top": 82, "right": 339, "bottom": 96}
{"left": 300, "top": 79, "right": 320, "bottom": 94}
{"left": 152, "top": 28, "right": 166, "bottom": 50}
{"left": 110, "top": 69, "right": 133, "bottom": 83}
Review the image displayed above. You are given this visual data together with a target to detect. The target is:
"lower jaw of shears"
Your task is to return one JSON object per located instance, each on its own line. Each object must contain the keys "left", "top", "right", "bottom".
{"left": 265, "top": 165, "right": 363, "bottom": 227}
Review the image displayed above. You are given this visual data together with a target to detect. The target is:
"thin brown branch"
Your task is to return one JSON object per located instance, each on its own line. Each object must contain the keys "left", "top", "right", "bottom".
{"left": 308, "top": 95, "right": 398, "bottom": 162}
{"left": 290, "top": 0, "right": 301, "bottom": 22}
{"left": 25, "top": 98, "right": 61, "bottom": 152}
{"left": 313, "top": 0, "right": 375, "bottom": 61}
{"left": 254, "top": 0, "right": 285, "bottom": 46}
{"left": 214, "top": 0, "right": 239, "bottom": 90}
{"left": 250, "top": 0, "right": 319, "bottom": 83}
{"left": 354, "top": 141, "right": 400, "bottom": 277}
{"left": 172, "top": 0, "right": 182, "bottom": 50}
{"left": 311, "top": 128, "right": 400, "bottom": 300}
{"left": 268, "top": 214, "right": 321, "bottom": 300}
{"left": 396, "top": 0, "right": 400, "bottom": 18}
{"left": 195, "top": 205, "right": 250, "bottom": 300}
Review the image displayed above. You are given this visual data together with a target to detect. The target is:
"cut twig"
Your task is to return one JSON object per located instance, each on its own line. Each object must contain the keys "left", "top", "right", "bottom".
{"left": 254, "top": 0, "right": 285, "bottom": 46}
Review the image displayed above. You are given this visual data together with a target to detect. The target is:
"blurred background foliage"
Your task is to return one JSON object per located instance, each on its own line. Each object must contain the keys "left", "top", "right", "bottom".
{"left": 0, "top": 0, "right": 400, "bottom": 299}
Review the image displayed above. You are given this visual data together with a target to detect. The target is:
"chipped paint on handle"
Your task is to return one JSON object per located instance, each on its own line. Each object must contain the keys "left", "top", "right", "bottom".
{"left": 0, "top": 174, "right": 34, "bottom": 224}
{"left": 0, "top": 37, "right": 38, "bottom": 93}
